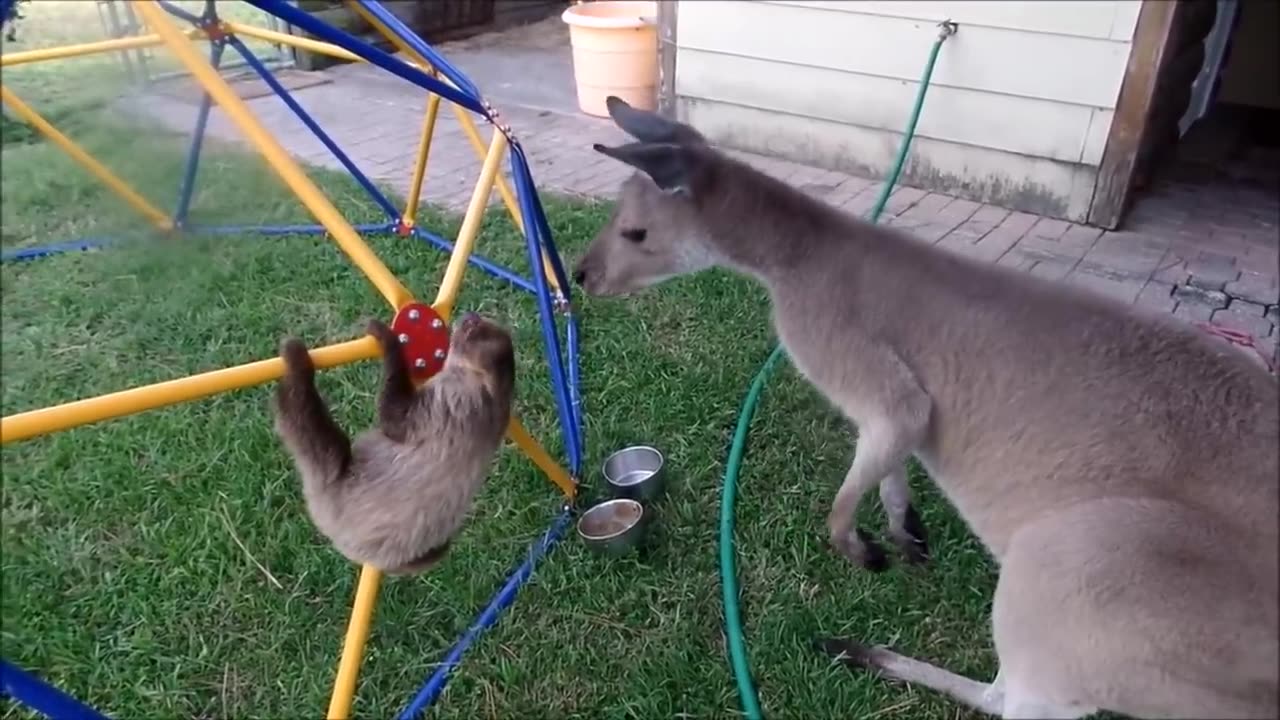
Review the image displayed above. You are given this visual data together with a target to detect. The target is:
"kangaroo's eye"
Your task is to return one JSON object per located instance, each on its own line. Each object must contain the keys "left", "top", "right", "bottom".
{"left": 621, "top": 228, "right": 646, "bottom": 243}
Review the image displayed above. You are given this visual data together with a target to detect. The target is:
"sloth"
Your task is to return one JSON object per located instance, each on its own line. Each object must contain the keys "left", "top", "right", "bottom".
{"left": 272, "top": 313, "right": 515, "bottom": 574}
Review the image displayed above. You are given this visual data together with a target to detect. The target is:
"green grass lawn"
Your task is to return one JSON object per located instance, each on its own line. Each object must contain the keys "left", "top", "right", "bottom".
{"left": 0, "top": 107, "right": 998, "bottom": 718}
{"left": 2, "top": 1, "right": 290, "bottom": 116}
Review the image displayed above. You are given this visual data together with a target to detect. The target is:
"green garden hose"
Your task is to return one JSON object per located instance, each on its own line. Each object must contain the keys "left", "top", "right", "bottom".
{"left": 717, "top": 23, "right": 956, "bottom": 720}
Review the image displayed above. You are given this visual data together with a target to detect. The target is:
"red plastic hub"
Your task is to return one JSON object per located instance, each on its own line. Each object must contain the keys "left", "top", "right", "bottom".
{"left": 203, "top": 21, "right": 228, "bottom": 42}
{"left": 390, "top": 302, "right": 451, "bottom": 382}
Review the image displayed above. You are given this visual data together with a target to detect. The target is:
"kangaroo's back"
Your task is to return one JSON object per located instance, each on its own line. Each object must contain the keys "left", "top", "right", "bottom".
{"left": 779, "top": 222, "right": 1280, "bottom": 551}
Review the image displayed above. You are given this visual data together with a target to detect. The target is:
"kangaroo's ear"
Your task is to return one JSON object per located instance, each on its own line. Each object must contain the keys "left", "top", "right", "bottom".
{"left": 592, "top": 141, "right": 694, "bottom": 196}
{"left": 604, "top": 96, "right": 706, "bottom": 146}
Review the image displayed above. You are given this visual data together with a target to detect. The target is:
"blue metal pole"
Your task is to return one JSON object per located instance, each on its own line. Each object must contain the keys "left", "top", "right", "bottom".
{"left": 514, "top": 142, "right": 586, "bottom": 409}
{"left": 511, "top": 146, "right": 583, "bottom": 473}
{"left": 0, "top": 0, "right": 19, "bottom": 35}
{"left": 223, "top": 35, "right": 402, "bottom": 223}
{"left": 185, "top": 222, "right": 394, "bottom": 235}
{"left": 349, "top": 0, "right": 481, "bottom": 101}
{"left": 566, "top": 314, "right": 584, "bottom": 455}
{"left": 511, "top": 149, "right": 584, "bottom": 453}
{"left": 0, "top": 659, "right": 113, "bottom": 720}
{"left": 511, "top": 145, "right": 583, "bottom": 436}
{"left": 410, "top": 227, "right": 536, "bottom": 294}
{"left": 242, "top": 0, "right": 485, "bottom": 114}
{"left": 396, "top": 508, "right": 574, "bottom": 719}
{"left": 174, "top": 40, "right": 226, "bottom": 227}
{"left": 1, "top": 238, "right": 115, "bottom": 263}
{"left": 155, "top": 0, "right": 203, "bottom": 26}
{"left": 521, "top": 159, "right": 574, "bottom": 301}
{"left": 0, "top": 223, "right": 394, "bottom": 263}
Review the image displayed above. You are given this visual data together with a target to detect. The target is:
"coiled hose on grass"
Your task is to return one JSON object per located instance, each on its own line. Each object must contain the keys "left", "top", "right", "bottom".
{"left": 718, "top": 23, "right": 956, "bottom": 719}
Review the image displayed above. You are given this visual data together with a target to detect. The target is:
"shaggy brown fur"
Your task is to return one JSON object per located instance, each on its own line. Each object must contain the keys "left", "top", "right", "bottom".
{"left": 573, "top": 96, "right": 1279, "bottom": 719}
{"left": 272, "top": 313, "right": 515, "bottom": 575}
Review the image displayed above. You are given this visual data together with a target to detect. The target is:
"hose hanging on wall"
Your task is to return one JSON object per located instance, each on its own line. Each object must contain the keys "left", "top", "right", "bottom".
{"left": 717, "top": 21, "right": 957, "bottom": 720}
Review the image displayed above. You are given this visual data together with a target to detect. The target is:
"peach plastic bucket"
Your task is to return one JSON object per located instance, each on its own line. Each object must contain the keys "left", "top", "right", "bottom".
{"left": 561, "top": 1, "right": 658, "bottom": 117}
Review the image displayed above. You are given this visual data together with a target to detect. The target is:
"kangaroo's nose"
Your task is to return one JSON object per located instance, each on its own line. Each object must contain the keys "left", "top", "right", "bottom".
{"left": 573, "top": 268, "right": 587, "bottom": 286}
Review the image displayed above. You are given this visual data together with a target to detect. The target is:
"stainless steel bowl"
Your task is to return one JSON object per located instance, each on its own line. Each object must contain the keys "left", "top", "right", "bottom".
{"left": 576, "top": 498, "right": 648, "bottom": 556}
{"left": 602, "top": 445, "right": 666, "bottom": 502}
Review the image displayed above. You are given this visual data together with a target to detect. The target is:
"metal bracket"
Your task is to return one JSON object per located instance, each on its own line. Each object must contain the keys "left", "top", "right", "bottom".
{"left": 561, "top": 493, "right": 581, "bottom": 516}
{"left": 202, "top": 19, "right": 229, "bottom": 43}
{"left": 480, "top": 99, "right": 516, "bottom": 143}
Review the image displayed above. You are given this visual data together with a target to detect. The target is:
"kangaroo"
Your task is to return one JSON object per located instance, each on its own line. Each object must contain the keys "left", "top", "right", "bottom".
{"left": 272, "top": 314, "right": 515, "bottom": 575}
{"left": 572, "top": 96, "right": 1279, "bottom": 719}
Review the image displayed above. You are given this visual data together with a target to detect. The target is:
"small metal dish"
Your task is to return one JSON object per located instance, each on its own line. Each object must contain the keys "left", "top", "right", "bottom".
{"left": 576, "top": 498, "right": 648, "bottom": 556}
{"left": 602, "top": 445, "right": 666, "bottom": 502}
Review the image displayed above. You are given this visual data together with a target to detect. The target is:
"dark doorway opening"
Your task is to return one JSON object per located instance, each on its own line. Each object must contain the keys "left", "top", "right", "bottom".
{"left": 1125, "top": 0, "right": 1279, "bottom": 245}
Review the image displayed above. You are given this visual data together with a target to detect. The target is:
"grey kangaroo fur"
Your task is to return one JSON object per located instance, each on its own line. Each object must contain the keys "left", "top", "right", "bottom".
{"left": 572, "top": 96, "right": 1279, "bottom": 719}
{"left": 272, "top": 313, "right": 515, "bottom": 575}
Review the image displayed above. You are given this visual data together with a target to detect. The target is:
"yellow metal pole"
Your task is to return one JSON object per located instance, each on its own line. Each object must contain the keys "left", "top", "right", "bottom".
{"left": 338, "top": 3, "right": 439, "bottom": 229}
{"left": 449, "top": 107, "right": 563, "bottom": 295}
{"left": 348, "top": 2, "right": 562, "bottom": 295}
{"left": 450, "top": 105, "right": 525, "bottom": 235}
{"left": 326, "top": 564, "right": 382, "bottom": 720}
{"left": 506, "top": 416, "right": 576, "bottom": 499}
{"left": 347, "top": 1, "right": 407, "bottom": 52}
{"left": 0, "top": 337, "right": 380, "bottom": 445}
{"left": 224, "top": 22, "right": 364, "bottom": 64}
{"left": 134, "top": 2, "right": 414, "bottom": 311}
{"left": 402, "top": 93, "right": 442, "bottom": 227}
{"left": 0, "top": 29, "right": 203, "bottom": 67}
{"left": 433, "top": 130, "right": 507, "bottom": 320}
{"left": 0, "top": 86, "right": 173, "bottom": 229}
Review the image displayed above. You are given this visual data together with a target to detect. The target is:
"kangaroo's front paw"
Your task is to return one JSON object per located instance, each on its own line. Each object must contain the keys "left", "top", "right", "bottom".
{"left": 890, "top": 504, "right": 930, "bottom": 564}
{"left": 828, "top": 515, "right": 889, "bottom": 572}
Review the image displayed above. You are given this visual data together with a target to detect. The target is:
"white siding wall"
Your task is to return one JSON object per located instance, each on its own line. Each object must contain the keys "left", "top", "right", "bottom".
{"left": 673, "top": 0, "right": 1144, "bottom": 220}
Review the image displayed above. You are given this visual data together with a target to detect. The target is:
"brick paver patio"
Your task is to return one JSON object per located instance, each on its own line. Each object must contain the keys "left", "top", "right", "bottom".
{"left": 130, "top": 20, "right": 1279, "bottom": 366}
